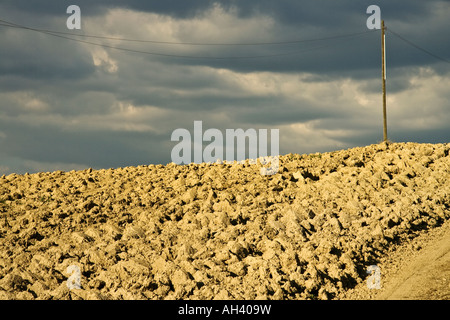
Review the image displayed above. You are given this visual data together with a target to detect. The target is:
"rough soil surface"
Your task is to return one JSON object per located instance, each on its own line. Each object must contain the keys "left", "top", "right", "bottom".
{"left": 0, "top": 142, "right": 448, "bottom": 300}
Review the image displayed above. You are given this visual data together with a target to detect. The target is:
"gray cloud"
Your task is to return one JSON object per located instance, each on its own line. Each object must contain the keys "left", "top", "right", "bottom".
{"left": 0, "top": 1, "right": 448, "bottom": 175}
{"left": 1, "top": 1, "right": 448, "bottom": 74}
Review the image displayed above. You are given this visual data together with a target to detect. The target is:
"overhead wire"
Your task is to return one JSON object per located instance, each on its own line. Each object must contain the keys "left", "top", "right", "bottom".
{"left": 1, "top": 17, "right": 448, "bottom": 64}
{"left": 0, "top": 17, "right": 377, "bottom": 59}
{"left": 0, "top": 17, "right": 376, "bottom": 46}
{"left": 387, "top": 28, "right": 450, "bottom": 65}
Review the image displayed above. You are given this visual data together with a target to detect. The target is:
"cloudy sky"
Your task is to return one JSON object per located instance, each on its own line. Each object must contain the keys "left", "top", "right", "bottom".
{"left": 0, "top": 0, "right": 449, "bottom": 175}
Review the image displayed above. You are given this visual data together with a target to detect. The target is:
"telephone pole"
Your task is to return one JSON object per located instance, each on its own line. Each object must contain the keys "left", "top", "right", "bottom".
{"left": 381, "top": 20, "right": 388, "bottom": 141}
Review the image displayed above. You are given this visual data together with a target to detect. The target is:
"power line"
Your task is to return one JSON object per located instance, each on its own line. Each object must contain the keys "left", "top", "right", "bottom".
{"left": 0, "top": 17, "right": 376, "bottom": 46}
{"left": 387, "top": 28, "right": 450, "bottom": 65}
{"left": 1, "top": 17, "right": 448, "bottom": 63}
{"left": 0, "top": 18, "right": 376, "bottom": 60}
{"left": 48, "top": 32, "right": 367, "bottom": 60}
{"left": 32, "top": 30, "right": 338, "bottom": 60}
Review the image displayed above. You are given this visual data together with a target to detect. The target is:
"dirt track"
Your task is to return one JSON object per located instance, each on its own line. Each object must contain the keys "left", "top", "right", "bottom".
{"left": 339, "top": 217, "right": 450, "bottom": 299}
{"left": 378, "top": 221, "right": 450, "bottom": 300}
{"left": 0, "top": 142, "right": 449, "bottom": 300}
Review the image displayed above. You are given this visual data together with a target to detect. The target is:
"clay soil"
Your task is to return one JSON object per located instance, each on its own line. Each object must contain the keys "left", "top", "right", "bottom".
{"left": 0, "top": 142, "right": 449, "bottom": 300}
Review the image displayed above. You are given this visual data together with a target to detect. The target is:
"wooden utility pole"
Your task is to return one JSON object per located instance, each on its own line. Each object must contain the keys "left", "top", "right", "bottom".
{"left": 381, "top": 20, "right": 388, "bottom": 141}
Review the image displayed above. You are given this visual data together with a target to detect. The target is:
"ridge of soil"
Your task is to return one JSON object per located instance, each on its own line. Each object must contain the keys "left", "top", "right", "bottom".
{"left": 0, "top": 141, "right": 449, "bottom": 300}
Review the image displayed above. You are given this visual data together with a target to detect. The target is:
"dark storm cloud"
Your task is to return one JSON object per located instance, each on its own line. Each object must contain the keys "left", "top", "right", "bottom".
{"left": 0, "top": 0, "right": 448, "bottom": 77}
{"left": 0, "top": 30, "right": 95, "bottom": 81}
{"left": 0, "top": 0, "right": 215, "bottom": 19}
{"left": 0, "top": 115, "right": 169, "bottom": 169}
{"left": 1, "top": 0, "right": 448, "bottom": 74}
{"left": 223, "top": 0, "right": 436, "bottom": 25}
{"left": 1, "top": 0, "right": 436, "bottom": 23}
{"left": 0, "top": 1, "right": 448, "bottom": 175}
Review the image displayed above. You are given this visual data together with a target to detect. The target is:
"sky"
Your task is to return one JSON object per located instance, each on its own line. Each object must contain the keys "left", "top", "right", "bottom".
{"left": 0, "top": 0, "right": 449, "bottom": 175}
